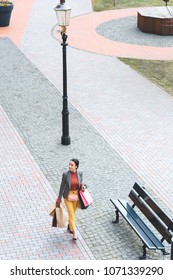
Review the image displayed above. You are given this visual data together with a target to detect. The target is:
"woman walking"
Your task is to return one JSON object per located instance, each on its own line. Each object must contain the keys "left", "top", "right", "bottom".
{"left": 56, "top": 158, "right": 84, "bottom": 240}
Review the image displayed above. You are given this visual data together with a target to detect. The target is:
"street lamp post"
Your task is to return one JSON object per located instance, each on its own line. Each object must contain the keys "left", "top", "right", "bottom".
{"left": 54, "top": 0, "right": 71, "bottom": 145}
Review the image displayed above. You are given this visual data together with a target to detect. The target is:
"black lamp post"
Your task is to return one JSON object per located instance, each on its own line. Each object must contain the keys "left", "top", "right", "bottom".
{"left": 54, "top": 0, "right": 71, "bottom": 145}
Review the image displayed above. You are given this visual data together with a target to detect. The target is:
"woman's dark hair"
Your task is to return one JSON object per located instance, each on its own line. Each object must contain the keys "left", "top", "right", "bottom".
{"left": 70, "top": 158, "right": 79, "bottom": 169}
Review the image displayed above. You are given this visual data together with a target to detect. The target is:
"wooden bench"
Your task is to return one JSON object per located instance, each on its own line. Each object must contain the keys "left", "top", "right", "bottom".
{"left": 110, "top": 182, "right": 173, "bottom": 259}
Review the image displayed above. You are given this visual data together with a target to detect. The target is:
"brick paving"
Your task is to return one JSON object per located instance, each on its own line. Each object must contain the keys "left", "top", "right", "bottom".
{"left": 55, "top": 8, "right": 173, "bottom": 60}
{"left": 0, "top": 0, "right": 35, "bottom": 46}
{"left": 0, "top": 105, "right": 94, "bottom": 260}
{"left": 0, "top": 0, "right": 173, "bottom": 260}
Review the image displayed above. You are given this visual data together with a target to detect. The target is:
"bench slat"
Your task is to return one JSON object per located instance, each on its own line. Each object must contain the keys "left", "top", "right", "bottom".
{"left": 119, "top": 200, "right": 164, "bottom": 250}
{"left": 133, "top": 183, "right": 173, "bottom": 232}
{"left": 129, "top": 190, "right": 172, "bottom": 244}
{"left": 110, "top": 199, "right": 156, "bottom": 250}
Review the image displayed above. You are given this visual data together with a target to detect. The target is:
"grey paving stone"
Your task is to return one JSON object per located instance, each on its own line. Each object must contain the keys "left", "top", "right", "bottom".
{"left": 96, "top": 16, "right": 173, "bottom": 47}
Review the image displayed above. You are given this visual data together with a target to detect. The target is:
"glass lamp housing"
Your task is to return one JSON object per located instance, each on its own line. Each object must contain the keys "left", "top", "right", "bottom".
{"left": 54, "top": 3, "right": 71, "bottom": 27}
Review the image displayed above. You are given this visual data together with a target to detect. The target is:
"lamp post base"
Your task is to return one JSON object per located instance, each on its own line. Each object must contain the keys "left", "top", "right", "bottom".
{"left": 61, "top": 136, "right": 71, "bottom": 145}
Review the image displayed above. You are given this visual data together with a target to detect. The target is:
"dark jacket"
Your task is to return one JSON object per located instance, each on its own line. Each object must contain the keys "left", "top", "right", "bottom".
{"left": 58, "top": 170, "right": 83, "bottom": 200}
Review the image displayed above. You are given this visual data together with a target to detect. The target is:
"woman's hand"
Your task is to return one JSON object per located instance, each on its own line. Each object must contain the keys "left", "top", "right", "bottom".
{"left": 80, "top": 184, "right": 86, "bottom": 191}
{"left": 56, "top": 198, "right": 61, "bottom": 208}
{"left": 56, "top": 201, "right": 60, "bottom": 208}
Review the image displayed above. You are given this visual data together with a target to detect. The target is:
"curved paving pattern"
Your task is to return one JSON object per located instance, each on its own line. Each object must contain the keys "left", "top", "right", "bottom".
{"left": 53, "top": 8, "right": 173, "bottom": 60}
{"left": 96, "top": 16, "right": 173, "bottom": 47}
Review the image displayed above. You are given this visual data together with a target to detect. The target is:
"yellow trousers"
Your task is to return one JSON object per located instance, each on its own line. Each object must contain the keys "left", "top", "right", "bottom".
{"left": 64, "top": 190, "right": 79, "bottom": 231}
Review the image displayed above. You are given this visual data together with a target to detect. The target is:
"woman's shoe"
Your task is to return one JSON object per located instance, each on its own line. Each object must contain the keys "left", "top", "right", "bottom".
{"left": 67, "top": 224, "right": 73, "bottom": 234}
{"left": 72, "top": 231, "right": 77, "bottom": 240}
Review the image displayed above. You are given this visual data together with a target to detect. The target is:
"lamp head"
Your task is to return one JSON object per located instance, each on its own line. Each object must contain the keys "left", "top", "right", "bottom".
{"left": 54, "top": 1, "right": 71, "bottom": 31}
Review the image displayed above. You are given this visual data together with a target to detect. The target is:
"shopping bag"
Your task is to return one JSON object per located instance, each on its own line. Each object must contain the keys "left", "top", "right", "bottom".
{"left": 79, "top": 188, "right": 93, "bottom": 209}
{"left": 51, "top": 204, "right": 66, "bottom": 228}
{"left": 49, "top": 203, "right": 56, "bottom": 217}
{"left": 79, "top": 193, "right": 88, "bottom": 209}
{"left": 52, "top": 211, "right": 57, "bottom": 227}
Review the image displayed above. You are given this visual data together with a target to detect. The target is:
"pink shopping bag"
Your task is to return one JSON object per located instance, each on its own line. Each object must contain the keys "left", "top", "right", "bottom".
{"left": 79, "top": 188, "right": 93, "bottom": 207}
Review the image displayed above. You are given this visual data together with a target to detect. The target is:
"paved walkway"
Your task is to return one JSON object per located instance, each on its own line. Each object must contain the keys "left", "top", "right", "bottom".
{"left": 0, "top": 0, "right": 173, "bottom": 260}
{"left": 0, "top": 0, "right": 35, "bottom": 46}
{"left": 0, "top": 105, "right": 94, "bottom": 260}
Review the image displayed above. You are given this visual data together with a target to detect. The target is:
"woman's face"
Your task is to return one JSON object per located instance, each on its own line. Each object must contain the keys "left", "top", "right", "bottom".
{"left": 69, "top": 161, "right": 77, "bottom": 173}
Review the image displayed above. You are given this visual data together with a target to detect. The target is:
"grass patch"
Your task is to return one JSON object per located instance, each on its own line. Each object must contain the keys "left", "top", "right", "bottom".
{"left": 92, "top": 0, "right": 163, "bottom": 12}
{"left": 92, "top": 0, "right": 173, "bottom": 96}
{"left": 119, "top": 58, "right": 173, "bottom": 96}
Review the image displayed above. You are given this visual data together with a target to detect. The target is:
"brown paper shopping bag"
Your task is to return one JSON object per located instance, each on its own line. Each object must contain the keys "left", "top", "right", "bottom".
{"left": 55, "top": 205, "right": 66, "bottom": 227}
{"left": 49, "top": 203, "right": 56, "bottom": 217}
{"left": 51, "top": 203, "right": 66, "bottom": 228}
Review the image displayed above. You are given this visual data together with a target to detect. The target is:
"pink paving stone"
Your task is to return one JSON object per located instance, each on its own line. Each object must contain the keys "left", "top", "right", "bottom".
{"left": 0, "top": 0, "right": 36, "bottom": 46}
{"left": 53, "top": 8, "right": 173, "bottom": 60}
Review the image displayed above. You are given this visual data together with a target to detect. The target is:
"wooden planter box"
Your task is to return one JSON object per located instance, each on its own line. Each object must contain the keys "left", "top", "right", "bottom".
{"left": 137, "top": 6, "right": 173, "bottom": 35}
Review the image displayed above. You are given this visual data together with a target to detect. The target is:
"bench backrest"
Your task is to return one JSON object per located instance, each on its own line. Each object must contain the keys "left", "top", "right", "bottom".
{"left": 129, "top": 183, "right": 173, "bottom": 244}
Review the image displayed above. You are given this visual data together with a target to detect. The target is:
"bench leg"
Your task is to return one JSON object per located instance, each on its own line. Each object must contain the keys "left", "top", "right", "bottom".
{"left": 161, "top": 249, "right": 169, "bottom": 256}
{"left": 139, "top": 244, "right": 147, "bottom": 260}
{"left": 160, "top": 238, "right": 169, "bottom": 256}
{"left": 171, "top": 239, "right": 173, "bottom": 260}
{"left": 112, "top": 209, "right": 119, "bottom": 223}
